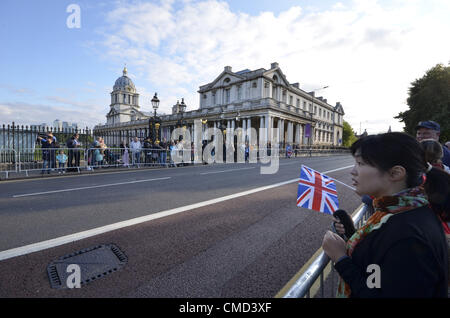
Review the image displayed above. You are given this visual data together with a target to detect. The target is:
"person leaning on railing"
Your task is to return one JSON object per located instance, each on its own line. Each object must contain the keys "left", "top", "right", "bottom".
{"left": 40, "top": 137, "right": 57, "bottom": 174}
{"left": 322, "top": 132, "right": 449, "bottom": 298}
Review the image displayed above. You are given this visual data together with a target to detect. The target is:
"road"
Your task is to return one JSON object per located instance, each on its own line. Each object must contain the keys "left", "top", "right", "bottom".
{"left": 0, "top": 154, "right": 361, "bottom": 297}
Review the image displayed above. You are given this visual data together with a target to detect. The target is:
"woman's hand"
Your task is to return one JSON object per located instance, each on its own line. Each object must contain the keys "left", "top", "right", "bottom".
{"left": 332, "top": 217, "right": 346, "bottom": 236}
{"left": 322, "top": 230, "right": 347, "bottom": 263}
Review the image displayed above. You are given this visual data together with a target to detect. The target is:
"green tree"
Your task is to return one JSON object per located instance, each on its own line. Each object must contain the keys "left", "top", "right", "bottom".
{"left": 395, "top": 63, "right": 450, "bottom": 142}
{"left": 342, "top": 121, "right": 358, "bottom": 147}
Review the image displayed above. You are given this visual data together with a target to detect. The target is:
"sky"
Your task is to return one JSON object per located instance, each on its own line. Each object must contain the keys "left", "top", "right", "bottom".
{"left": 0, "top": 0, "right": 449, "bottom": 134}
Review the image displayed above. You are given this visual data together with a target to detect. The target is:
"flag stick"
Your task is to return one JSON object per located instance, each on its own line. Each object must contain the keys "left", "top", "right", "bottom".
{"left": 329, "top": 177, "right": 356, "bottom": 191}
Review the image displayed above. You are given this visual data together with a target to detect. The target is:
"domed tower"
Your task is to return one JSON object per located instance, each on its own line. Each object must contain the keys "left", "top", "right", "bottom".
{"left": 107, "top": 67, "right": 142, "bottom": 124}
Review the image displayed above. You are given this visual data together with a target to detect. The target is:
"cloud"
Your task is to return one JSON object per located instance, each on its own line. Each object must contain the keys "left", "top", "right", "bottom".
{"left": 0, "top": 101, "right": 105, "bottom": 128}
{"left": 93, "top": 0, "right": 450, "bottom": 134}
{"left": 0, "top": 83, "right": 35, "bottom": 96}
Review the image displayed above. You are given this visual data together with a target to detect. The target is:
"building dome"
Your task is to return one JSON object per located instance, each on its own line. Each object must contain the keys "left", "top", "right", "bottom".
{"left": 113, "top": 67, "right": 136, "bottom": 92}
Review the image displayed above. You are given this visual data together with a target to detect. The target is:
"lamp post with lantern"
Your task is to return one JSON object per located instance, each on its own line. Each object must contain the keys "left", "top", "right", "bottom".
{"left": 148, "top": 93, "right": 161, "bottom": 144}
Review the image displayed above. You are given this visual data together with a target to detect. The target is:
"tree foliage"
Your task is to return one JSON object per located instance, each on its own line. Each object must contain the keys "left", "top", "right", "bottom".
{"left": 342, "top": 120, "right": 358, "bottom": 147}
{"left": 395, "top": 64, "right": 450, "bottom": 142}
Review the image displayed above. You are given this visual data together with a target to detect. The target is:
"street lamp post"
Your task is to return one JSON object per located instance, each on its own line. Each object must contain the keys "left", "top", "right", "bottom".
{"left": 149, "top": 93, "right": 160, "bottom": 144}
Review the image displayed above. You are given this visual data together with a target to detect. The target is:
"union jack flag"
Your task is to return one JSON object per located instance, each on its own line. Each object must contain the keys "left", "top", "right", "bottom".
{"left": 297, "top": 165, "right": 339, "bottom": 215}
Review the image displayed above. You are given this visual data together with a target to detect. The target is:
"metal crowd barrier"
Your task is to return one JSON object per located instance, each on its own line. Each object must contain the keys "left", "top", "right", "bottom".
{"left": 281, "top": 204, "right": 373, "bottom": 298}
{"left": 0, "top": 149, "right": 18, "bottom": 178}
{"left": 1, "top": 146, "right": 350, "bottom": 179}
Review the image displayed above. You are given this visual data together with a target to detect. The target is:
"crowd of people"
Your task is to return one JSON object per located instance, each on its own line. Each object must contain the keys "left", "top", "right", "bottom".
{"left": 37, "top": 132, "right": 82, "bottom": 174}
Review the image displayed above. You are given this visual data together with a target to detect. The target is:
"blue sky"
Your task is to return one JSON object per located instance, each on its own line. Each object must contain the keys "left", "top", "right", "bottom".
{"left": 1, "top": 0, "right": 449, "bottom": 133}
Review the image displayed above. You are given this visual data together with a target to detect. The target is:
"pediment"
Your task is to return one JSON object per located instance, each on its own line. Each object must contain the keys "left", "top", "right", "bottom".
{"left": 263, "top": 69, "right": 290, "bottom": 87}
{"left": 209, "top": 71, "right": 246, "bottom": 89}
{"left": 334, "top": 103, "right": 345, "bottom": 115}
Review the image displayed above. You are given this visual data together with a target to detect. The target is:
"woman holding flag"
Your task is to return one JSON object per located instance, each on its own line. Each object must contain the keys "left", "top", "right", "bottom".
{"left": 322, "top": 132, "right": 449, "bottom": 298}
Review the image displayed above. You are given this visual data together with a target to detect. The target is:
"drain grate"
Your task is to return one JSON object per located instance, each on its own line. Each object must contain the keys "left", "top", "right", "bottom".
{"left": 47, "top": 244, "right": 127, "bottom": 289}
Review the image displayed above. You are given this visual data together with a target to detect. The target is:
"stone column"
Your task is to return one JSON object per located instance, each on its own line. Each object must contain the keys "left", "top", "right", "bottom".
{"left": 242, "top": 118, "right": 247, "bottom": 144}
{"left": 278, "top": 118, "right": 284, "bottom": 146}
{"left": 259, "top": 116, "right": 265, "bottom": 144}
{"left": 288, "top": 122, "right": 294, "bottom": 144}
{"left": 246, "top": 118, "right": 251, "bottom": 145}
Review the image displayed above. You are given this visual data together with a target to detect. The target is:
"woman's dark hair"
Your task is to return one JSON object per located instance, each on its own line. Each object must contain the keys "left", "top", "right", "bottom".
{"left": 420, "top": 139, "right": 443, "bottom": 164}
{"left": 350, "top": 132, "right": 450, "bottom": 221}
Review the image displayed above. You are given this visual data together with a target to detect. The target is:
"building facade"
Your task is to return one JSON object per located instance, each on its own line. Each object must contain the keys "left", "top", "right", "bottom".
{"left": 94, "top": 63, "right": 345, "bottom": 148}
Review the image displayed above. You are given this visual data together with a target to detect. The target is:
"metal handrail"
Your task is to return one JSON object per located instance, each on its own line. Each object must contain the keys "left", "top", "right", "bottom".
{"left": 281, "top": 204, "right": 372, "bottom": 298}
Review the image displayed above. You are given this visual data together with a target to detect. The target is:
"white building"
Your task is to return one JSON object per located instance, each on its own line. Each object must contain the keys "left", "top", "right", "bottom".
{"left": 94, "top": 63, "right": 345, "bottom": 147}
{"left": 106, "top": 67, "right": 149, "bottom": 125}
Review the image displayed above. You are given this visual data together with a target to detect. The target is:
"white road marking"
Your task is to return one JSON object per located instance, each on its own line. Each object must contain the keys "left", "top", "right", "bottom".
{"left": 12, "top": 177, "right": 171, "bottom": 198}
{"left": 199, "top": 167, "right": 256, "bottom": 175}
{"left": 0, "top": 165, "right": 354, "bottom": 261}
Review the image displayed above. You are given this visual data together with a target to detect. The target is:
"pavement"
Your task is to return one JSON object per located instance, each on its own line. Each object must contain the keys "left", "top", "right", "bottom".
{"left": 0, "top": 154, "right": 361, "bottom": 297}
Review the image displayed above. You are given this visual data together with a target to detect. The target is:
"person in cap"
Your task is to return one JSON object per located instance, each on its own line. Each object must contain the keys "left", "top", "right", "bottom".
{"left": 416, "top": 121, "right": 450, "bottom": 167}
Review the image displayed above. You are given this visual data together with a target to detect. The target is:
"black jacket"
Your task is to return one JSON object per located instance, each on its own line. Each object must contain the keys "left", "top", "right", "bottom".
{"left": 42, "top": 141, "right": 57, "bottom": 161}
{"left": 335, "top": 206, "right": 448, "bottom": 298}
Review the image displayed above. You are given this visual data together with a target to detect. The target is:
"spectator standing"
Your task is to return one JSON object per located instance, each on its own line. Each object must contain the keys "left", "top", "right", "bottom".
{"left": 159, "top": 138, "right": 168, "bottom": 167}
{"left": 420, "top": 139, "right": 450, "bottom": 173}
{"left": 322, "top": 132, "right": 449, "bottom": 298}
{"left": 143, "top": 137, "right": 152, "bottom": 165}
{"left": 67, "top": 133, "right": 81, "bottom": 170}
{"left": 130, "top": 137, "right": 141, "bottom": 166}
{"left": 41, "top": 137, "right": 56, "bottom": 174}
{"left": 416, "top": 121, "right": 450, "bottom": 166}
{"left": 56, "top": 150, "right": 68, "bottom": 174}
{"left": 152, "top": 141, "right": 162, "bottom": 165}
{"left": 245, "top": 141, "right": 250, "bottom": 163}
{"left": 286, "top": 143, "right": 292, "bottom": 158}
{"left": 121, "top": 141, "right": 129, "bottom": 167}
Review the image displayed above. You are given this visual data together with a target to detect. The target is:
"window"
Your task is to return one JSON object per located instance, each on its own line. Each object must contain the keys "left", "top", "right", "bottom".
{"left": 303, "top": 101, "right": 306, "bottom": 109}
{"left": 237, "top": 85, "right": 242, "bottom": 100}
{"left": 282, "top": 90, "right": 287, "bottom": 103}
{"left": 314, "top": 106, "right": 317, "bottom": 114}
{"left": 296, "top": 99, "right": 300, "bottom": 107}
{"left": 225, "top": 88, "right": 230, "bottom": 104}
{"left": 224, "top": 78, "right": 231, "bottom": 85}
{"left": 289, "top": 95, "right": 293, "bottom": 105}
{"left": 264, "top": 82, "right": 270, "bottom": 98}
{"left": 319, "top": 108, "right": 322, "bottom": 117}
{"left": 203, "top": 94, "right": 207, "bottom": 99}
{"left": 123, "top": 94, "right": 126, "bottom": 103}
{"left": 252, "top": 82, "right": 257, "bottom": 88}
{"left": 213, "top": 92, "right": 217, "bottom": 105}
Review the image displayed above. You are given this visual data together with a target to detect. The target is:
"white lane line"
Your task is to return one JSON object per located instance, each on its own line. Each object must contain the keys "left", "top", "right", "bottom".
{"left": 0, "top": 165, "right": 353, "bottom": 261}
{"left": 200, "top": 167, "right": 256, "bottom": 175}
{"left": 12, "top": 177, "right": 171, "bottom": 198}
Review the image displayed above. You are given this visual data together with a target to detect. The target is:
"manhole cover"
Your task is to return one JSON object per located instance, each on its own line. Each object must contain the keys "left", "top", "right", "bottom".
{"left": 47, "top": 244, "right": 127, "bottom": 289}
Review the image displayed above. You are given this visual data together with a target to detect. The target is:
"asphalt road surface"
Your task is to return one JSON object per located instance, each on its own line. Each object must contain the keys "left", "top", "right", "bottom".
{"left": 0, "top": 154, "right": 362, "bottom": 297}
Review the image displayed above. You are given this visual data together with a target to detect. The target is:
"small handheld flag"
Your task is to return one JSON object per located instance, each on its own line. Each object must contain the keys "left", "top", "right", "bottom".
{"left": 297, "top": 165, "right": 339, "bottom": 215}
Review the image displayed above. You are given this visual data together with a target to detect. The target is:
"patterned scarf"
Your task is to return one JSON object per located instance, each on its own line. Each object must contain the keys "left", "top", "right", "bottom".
{"left": 336, "top": 186, "right": 429, "bottom": 298}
